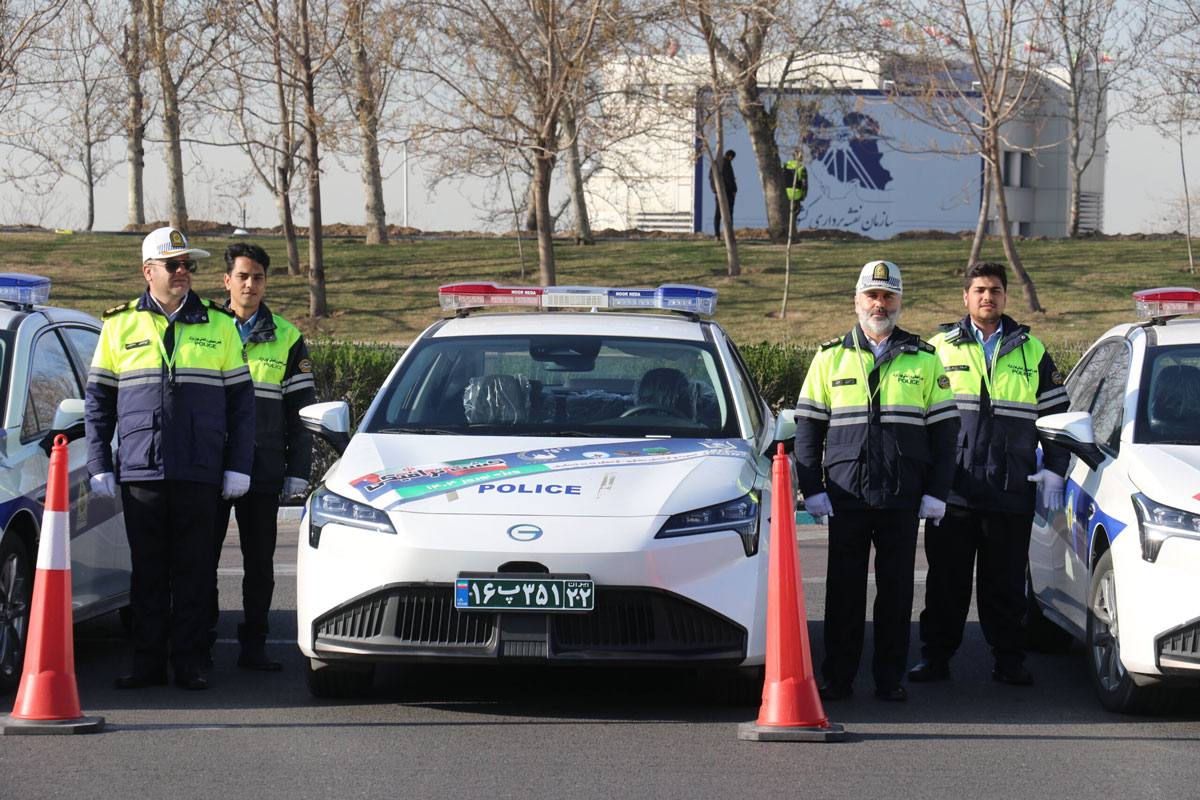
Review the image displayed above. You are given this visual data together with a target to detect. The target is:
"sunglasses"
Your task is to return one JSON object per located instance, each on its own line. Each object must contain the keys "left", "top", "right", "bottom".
{"left": 152, "top": 258, "right": 198, "bottom": 273}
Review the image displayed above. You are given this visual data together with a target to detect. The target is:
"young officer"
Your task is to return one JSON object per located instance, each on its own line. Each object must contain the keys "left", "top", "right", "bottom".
{"left": 86, "top": 227, "right": 255, "bottom": 690}
{"left": 794, "top": 260, "right": 960, "bottom": 702}
{"left": 210, "top": 241, "right": 315, "bottom": 671}
{"left": 909, "top": 261, "right": 1069, "bottom": 686}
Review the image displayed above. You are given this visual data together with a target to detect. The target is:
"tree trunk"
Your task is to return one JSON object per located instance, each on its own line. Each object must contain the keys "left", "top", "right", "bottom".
{"left": 276, "top": 162, "right": 300, "bottom": 276}
{"left": 711, "top": 160, "right": 740, "bottom": 276}
{"left": 561, "top": 106, "right": 593, "bottom": 245}
{"left": 532, "top": 152, "right": 556, "bottom": 286}
{"left": 733, "top": 79, "right": 789, "bottom": 245}
{"left": 1181, "top": 132, "right": 1195, "bottom": 274}
{"left": 125, "top": 0, "right": 145, "bottom": 226}
{"left": 269, "top": 0, "right": 299, "bottom": 275}
{"left": 1067, "top": 99, "right": 1083, "bottom": 237}
{"left": 348, "top": 0, "right": 387, "bottom": 245}
{"left": 84, "top": 139, "right": 96, "bottom": 231}
{"left": 145, "top": 0, "right": 186, "bottom": 228}
{"left": 988, "top": 133, "right": 1041, "bottom": 312}
{"left": 300, "top": 0, "right": 326, "bottom": 317}
{"left": 524, "top": 179, "right": 538, "bottom": 232}
{"left": 969, "top": 169, "right": 991, "bottom": 266}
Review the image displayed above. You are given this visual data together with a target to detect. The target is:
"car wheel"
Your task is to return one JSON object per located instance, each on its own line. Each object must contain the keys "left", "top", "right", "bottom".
{"left": 1024, "top": 566, "right": 1074, "bottom": 653}
{"left": 305, "top": 658, "right": 375, "bottom": 699}
{"left": 1086, "top": 550, "right": 1167, "bottom": 714}
{"left": 0, "top": 535, "right": 33, "bottom": 694}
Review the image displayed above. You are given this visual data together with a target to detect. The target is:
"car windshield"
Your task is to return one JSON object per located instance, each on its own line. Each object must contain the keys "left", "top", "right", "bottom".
{"left": 1137, "top": 344, "right": 1200, "bottom": 444}
{"left": 362, "top": 333, "right": 740, "bottom": 438}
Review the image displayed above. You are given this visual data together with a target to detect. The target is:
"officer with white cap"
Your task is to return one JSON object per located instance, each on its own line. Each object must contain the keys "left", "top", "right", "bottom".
{"left": 85, "top": 227, "right": 255, "bottom": 690}
{"left": 793, "top": 260, "right": 960, "bottom": 702}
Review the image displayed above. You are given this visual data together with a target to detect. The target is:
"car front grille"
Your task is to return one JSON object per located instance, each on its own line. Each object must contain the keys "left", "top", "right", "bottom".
{"left": 1157, "top": 617, "right": 1200, "bottom": 669}
{"left": 313, "top": 584, "right": 745, "bottom": 663}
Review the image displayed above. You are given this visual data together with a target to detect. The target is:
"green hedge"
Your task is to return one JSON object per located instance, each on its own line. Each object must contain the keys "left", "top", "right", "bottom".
{"left": 302, "top": 336, "right": 1091, "bottom": 481}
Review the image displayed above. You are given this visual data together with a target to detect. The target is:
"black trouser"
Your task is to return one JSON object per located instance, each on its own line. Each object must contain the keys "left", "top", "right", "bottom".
{"left": 210, "top": 490, "right": 280, "bottom": 648}
{"left": 918, "top": 503, "right": 1034, "bottom": 666}
{"left": 121, "top": 480, "right": 220, "bottom": 673}
{"left": 822, "top": 508, "right": 919, "bottom": 690}
{"left": 714, "top": 192, "right": 735, "bottom": 235}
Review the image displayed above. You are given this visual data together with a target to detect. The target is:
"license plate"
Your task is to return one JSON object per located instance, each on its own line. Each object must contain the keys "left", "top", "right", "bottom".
{"left": 454, "top": 574, "right": 595, "bottom": 612}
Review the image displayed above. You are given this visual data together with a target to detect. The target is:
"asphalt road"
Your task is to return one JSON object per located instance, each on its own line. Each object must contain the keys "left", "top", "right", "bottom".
{"left": 1, "top": 520, "right": 1198, "bottom": 800}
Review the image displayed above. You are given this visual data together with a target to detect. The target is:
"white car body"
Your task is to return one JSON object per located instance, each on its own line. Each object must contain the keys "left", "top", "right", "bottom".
{"left": 296, "top": 309, "right": 786, "bottom": 696}
{"left": 0, "top": 291, "right": 131, "bottom": 691}
{"left": 1029, "top": 312, "right": 1200, "bottom": 711}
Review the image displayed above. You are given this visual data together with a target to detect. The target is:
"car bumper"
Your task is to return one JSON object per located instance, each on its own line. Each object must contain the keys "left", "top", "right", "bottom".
{"left": 1115, "top": 533, "right": 1200, "bottom": 676}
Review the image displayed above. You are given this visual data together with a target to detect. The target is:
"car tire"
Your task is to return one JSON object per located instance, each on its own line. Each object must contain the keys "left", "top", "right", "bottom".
{"left": 1086, "top": 550, "right": 1168, "bottom": 714}
{"left": 305, "top": 658, "right": 375, "bottom": 698}
{"left": 0, "top": 534, "right": 33, "bottom": 694}
{"left": 1024, "top": 566, "right": 1075, "bottom": 653}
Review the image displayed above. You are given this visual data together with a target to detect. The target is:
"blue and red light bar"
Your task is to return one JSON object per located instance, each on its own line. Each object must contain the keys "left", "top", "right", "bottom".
{"left": 0, "top": 273, "right": 51, "bottom": 306}
{"left": 1133, "top": 288, "right": 1200, "bottom": 320}
{"left": 438, "top": 282, "right": 718, "bottom": 315}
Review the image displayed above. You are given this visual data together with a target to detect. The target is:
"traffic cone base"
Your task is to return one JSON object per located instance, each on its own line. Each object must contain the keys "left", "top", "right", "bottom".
{"left": 737, "top": 720, "right": 845, "bottom": 742}
{"left": 1, "top": 714, "right": 105, "bottom": 735}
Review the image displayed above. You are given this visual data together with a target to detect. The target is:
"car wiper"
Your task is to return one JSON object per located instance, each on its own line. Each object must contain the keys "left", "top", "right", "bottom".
{"left": 373, "top": 427, "right": 463, "bottom": 435}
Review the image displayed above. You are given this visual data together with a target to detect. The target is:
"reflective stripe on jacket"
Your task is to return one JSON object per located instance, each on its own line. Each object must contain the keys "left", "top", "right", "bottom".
{"left": 930, "top": 314, "right": 1069, "bottom": 513}
{"left": 237, "top": 300, "right": 316, "bottom": 492}
{"left": 794, "top": 325, "right": 960, "bottom": 511}
{"left": 85, "top": 289, "right": 255, "bottom": 485}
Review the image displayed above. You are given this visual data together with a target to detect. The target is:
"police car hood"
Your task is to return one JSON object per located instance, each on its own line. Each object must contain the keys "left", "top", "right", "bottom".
{"left": 1127, "top": 443, "right": 1200, "bottom": 512}
{"left": 325, "top": 434, "right": 761, "bottom": 517}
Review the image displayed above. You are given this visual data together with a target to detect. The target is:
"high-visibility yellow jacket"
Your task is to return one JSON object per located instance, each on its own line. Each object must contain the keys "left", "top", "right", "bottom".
{"left": 233, "top": 300, "right": 316, "bottom": 492}
{"left": 794, "top": 325, "right": 960, "bottom": 510}
{"left": 930, "top": 315, "right": 1069, "bottom": 513}
{"left": 85, "top": 289, "right": 255, "bottom": 485}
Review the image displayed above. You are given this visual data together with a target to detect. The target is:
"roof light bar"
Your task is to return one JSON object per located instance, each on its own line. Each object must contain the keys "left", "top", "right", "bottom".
{"left": 1133, "top": 287, "right": 1200, "bottom": 320}
{"left": 437, "top": 282, "right": 717, "bottom": 315}
{"left": 0, "top": 273, "right": 51, "bottom": 306}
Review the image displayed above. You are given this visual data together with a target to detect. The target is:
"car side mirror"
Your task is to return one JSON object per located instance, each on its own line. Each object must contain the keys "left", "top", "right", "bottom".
{"left": 771, "top": 408, "right": 796, "bottom": 453}
{"left": 39, "top": 398, "right": 87, "bottom": 456}
{"left": 1036, "top": 411, "right": 1103, "bottom": 471}
{"left": 300, "top": 401, "right": 352, "bottom": 456}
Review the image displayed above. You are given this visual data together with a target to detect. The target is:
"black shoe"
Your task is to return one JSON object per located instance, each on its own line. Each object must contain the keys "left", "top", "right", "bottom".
{"left": 874, "top": 684, "right": 909, "bottom": 702}
{"left": 907, "top": 659, "right": 950, "bottom": 682}
{"left": 114, "top": 668, "right": 168, "bottom": 689}
{"left": 174, "top": 664, "right": 208, "bottom": 690}
{"left": 992, "top": 662, "right": 1034, "bottom": 686}
{"left": 817, "top": 683, "right": 853, "bottom": 701}
{"left": 237, "top": 645, "right": 283, "bottom": 672}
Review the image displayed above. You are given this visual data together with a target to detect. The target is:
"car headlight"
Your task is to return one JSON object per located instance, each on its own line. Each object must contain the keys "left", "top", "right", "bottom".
{"left": 655, "top": 492, "right": 760, "bottom": 557}
{"left": 1131, "top": 493, "right": 1200, "bottom": 562}
{"left": 308, "top": 486, "right": 396, "bottom": 548}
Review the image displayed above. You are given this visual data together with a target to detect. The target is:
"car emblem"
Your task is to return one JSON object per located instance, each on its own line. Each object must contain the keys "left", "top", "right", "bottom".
{"left": 507, "top": 523, "right": 543, "bottom": 542}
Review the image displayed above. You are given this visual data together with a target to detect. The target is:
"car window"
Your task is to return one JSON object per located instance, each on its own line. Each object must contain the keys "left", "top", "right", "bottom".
{"left": 61, "top": 326, "right": 100, "bottom": 383}
{"left": 1137, "top": 344, "right": 1200, "bottom": 444}
{"left": 1067, "top": 341, "right": 1122, "bottom": 413}
{"left": 365, "top": 334, "right": 739, "bottom": 438}
{"left": 22, "top": 330, "right": 83, "bottom": 441}
{"left": 723, "top": 334, "right": 762, "bottom": 435}
{"left": 1089, "top": 344, "right": 1130, "bottom": 450}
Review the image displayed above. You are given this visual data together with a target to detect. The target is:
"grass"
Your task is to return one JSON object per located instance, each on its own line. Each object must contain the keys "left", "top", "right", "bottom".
{"left": 0, "top": 230, "right": 1194, "bottom": 348}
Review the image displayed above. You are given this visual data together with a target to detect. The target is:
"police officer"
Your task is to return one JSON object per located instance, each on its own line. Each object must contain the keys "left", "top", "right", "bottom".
{"left": 794, "top": 260, "right": 959, "bottom": 702}
{"left": 908, "top": 261, "right": 1068, "bottom": 686}
{"left": 209, "top": 242, "right": 315, "bottom": 671}
{"left": 86, "top": 227, "right": 255, "bottom": 690}
{"left": 710, "top": 149, "right": 737, "bottom": 238}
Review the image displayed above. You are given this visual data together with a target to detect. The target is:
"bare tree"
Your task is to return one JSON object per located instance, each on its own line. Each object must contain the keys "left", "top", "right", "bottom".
{"left": 879, "top": 0, "right": 1055, "bottom": 312}
{"left": 0, "top": 0, "right": 66, "bottom": 116}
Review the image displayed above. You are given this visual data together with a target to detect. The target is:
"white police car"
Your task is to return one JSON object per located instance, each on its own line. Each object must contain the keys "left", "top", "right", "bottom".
{"left": 0, "top": 274, "right": 131, "bottom": 693}
{"left": 296, "top": 283, "right": 792, "bottom": 697}
{"left": 1029, "top": 288, "right": 1200, "bottom": 712}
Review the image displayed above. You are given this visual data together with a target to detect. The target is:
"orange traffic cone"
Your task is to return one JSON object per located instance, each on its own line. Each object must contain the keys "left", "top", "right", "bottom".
{"left": 738, "top": 443, "right": 843, "bottom": 742}
{"left": 2, "top": 434, "right": 104, "bottom": 735}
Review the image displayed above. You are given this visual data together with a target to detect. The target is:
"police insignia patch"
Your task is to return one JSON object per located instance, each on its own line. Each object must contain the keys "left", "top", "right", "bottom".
{"left": 169, "top": 230, "right": 186, "bottom": 248}
{"left": 821, "top": 336, "right": 843, "bottom": 349}
{"left": 872, "top": 262, "right": 889, "bottom": 281}
{"left": 298, "top": 358, "right": 313, "bottom": 373}
{"left": 1052, "top": 371, "right": 1064, "bottom": 385}
{"left": 103, "top": 301, "right": 131, "bottom": 319}
{"left": 938, "top": 375, "right": 950, "bottom": 390}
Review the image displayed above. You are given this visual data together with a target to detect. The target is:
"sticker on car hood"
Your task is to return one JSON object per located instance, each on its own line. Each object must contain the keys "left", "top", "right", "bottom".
{"left": 348, "top": 439, "right": 751, "bottom": 506}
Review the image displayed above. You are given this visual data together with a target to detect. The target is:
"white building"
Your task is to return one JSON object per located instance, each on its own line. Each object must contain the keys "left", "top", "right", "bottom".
{"left": 586, "top": 55, "right": 1106, "bottom": 238}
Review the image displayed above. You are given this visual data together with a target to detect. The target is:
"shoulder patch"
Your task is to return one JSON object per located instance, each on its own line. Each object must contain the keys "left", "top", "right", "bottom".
{"left": 917, "top": 339, "right": 936, "bottom": 354}
{"left": 1051, "top": 370, "right": 1064, "bottom": 385}
{"left": 206, "top": 299, "right": 236, "bottom": 317}
{"left": 943, "top": 327, "right": 964, "bottom": 343}
{"left": 102, "top": 301, "right": 132, "bottom": 319}
{"left": 937, "top": 375, "right": 951, "bottom": 390}
{"left": 298, "top": 357, "right": 313, "bottom": 373}
{"left": 820, "top": 336, "right": 843, "bottom": 350}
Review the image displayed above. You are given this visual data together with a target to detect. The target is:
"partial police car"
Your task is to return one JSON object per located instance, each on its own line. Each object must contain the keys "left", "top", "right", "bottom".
{"left": 296, "top": 283, "right": 792, "bottom": 697}
{"left": 0, "top": 274, "right": 131, "bottom": 693}
{"left": 1029, "top": 288, "right": 1200, "bottom": 712}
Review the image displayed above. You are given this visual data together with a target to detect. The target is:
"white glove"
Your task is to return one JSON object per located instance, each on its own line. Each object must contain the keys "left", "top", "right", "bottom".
{"left": 804, "top": 491, "right": 834, "bottom": 525}
{"left": 222, "top": 471, "right": 251, "bottom": 500}
{"left": 918, "top": 494, "right": 946, "bottom": 525}
{"left": 90, "top": 472, "right": 117, "bottom": 499}
{"left": 1028, "top": 469, "right": 1066, "bottom": 512}
{"left": 283, "top": 476, "right": 308, "bottom": 498}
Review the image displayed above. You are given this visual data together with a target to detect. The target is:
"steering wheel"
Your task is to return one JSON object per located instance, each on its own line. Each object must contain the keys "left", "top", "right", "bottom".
{"left": 619, "top": 404, "right": 690, "bottom": 420}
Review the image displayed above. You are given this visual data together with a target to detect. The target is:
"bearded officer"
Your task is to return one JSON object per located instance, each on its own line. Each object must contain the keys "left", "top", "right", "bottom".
{"left": 85, "top": 227, "right": 255, "bottom": 690}
{"left": 908, "top": 260, "right": 1069, "bottom": 687}
{"left": 794, "top": 260, "right": 960, "bottom": 702}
